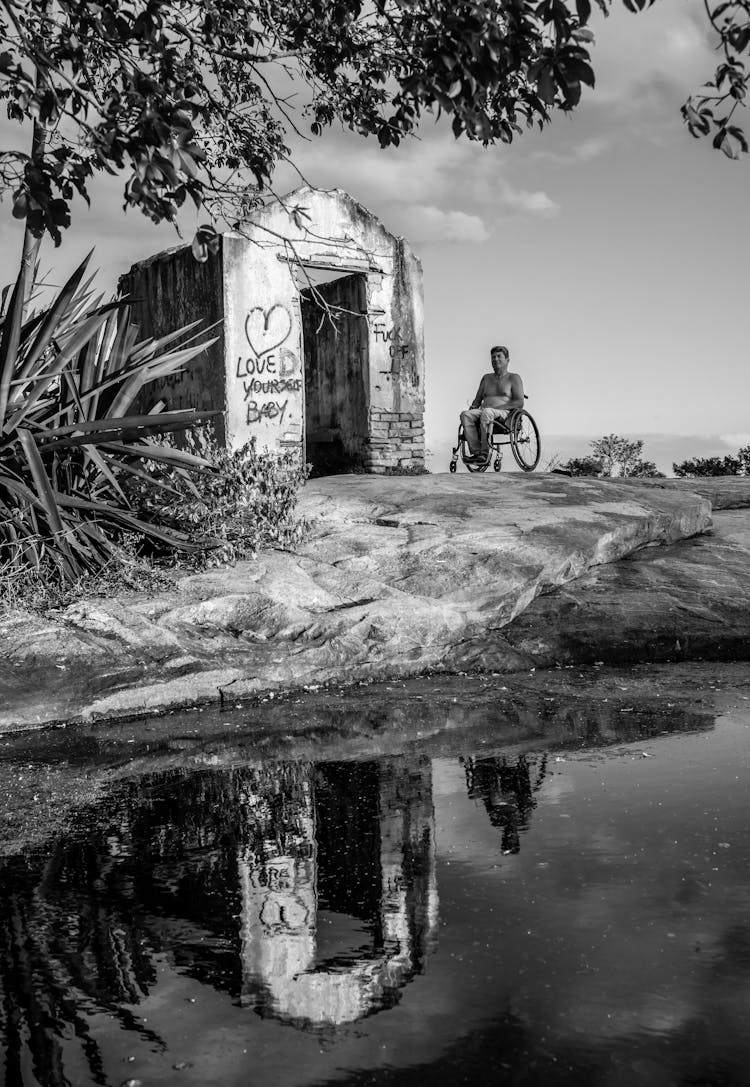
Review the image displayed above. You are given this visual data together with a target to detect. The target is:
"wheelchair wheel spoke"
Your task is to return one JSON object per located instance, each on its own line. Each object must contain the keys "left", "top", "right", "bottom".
{"left": 509, "top": 410, "right": 541, "bottom": 471}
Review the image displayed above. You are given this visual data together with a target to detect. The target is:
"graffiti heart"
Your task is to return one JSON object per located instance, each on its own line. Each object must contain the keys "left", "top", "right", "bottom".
{"left": 245, "top": 304, "right": 293, "bottom": 359}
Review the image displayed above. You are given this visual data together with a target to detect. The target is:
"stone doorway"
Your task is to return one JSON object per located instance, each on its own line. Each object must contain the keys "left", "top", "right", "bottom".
{"left": 299, "top": 270, "right": 369, "bottom": 475}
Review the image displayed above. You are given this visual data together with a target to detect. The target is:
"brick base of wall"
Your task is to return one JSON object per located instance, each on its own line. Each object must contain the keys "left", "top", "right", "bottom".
{"left": 364, "top": 409, "right": 425, "bottom": 472}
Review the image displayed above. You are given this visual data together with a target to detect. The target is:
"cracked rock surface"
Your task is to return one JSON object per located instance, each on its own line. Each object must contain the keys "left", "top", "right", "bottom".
{"left": 0, "top": 473, "right": 737, "bottom": 733}
{"left": 494, "top": 507, "right": 750, "bottom": 669}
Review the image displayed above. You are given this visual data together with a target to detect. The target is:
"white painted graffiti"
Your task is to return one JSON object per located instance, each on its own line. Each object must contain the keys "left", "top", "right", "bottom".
{"left": 246, "top": 399, "right": 289, "bottom": 425}
{"left": 243, "top": 378, "right": 302, "bottom": 399}
{"left": 239, "top": 304, "right": 300, "bottom": 431}
{"left": 235, "top": 351, "right": 300, "bottom": 379}
{"left": 244, "top": 303, "right": 292, "bottom": 358}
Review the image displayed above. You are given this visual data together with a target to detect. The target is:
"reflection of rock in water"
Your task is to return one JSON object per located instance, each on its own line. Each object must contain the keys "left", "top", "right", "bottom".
{"left": 239, "top": 758, "right": 439, "bottom": 1027}
{"left": 462, "top": 754, "right": 547, "bottom": 854}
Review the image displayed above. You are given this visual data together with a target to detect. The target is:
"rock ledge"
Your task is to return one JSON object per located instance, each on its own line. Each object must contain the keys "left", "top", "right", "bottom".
{"left": 0, "top": 473, "right": 726, "bottom": 733}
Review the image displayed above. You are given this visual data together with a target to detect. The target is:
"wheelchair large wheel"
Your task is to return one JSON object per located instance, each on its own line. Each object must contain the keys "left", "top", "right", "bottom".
{"left": 509, "top": 409, "right": 541, "bottom": 471}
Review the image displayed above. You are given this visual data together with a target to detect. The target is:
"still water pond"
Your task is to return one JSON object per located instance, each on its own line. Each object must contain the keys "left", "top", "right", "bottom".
{"left": 3, "top": 678, "right": 750, "bottom": 1086}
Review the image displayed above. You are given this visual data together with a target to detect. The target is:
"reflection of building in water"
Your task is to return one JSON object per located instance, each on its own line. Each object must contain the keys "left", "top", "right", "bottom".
{"left": 463, "top": 754, "right": 547, "bottom": 854}
{"left": 0, "top": 756, "right": 438, "bottom": 1083}
{"left": 239, "top": 759, "right": 438, "bottom": 1027}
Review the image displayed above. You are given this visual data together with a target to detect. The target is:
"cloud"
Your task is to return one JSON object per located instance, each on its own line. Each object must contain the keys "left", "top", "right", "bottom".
{"left": 589, "top": 3, "right": 716, "bottom": 98}
{"left": 520, "top": 3, "right": 719, "bottom": 160}
{"left": 528, "top": 134, "right": 614, "bottom": 169}
{"left": 665, "top": 24, "right": 706, "bottom": 57}
{"left": 284, "top": 121, "right": 560, "bottom": 242}
{"left": 465, "top": 11, "right": 713, "bottom": 179}
{"left": 719, "top": 433, "right": 750, "bottom": 449}
{"left": 496, "top": 181, "right": 559, "bottom": 216}
{"left": 287, "top": 129, "right": 468, "bottom": 210}
{"left": 388, "top": 204, "right": 491, "bottom": 244}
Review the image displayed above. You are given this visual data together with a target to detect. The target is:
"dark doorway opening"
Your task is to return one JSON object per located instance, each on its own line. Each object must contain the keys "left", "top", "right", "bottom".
{"left": 313, "top": 762, "right": 383, "bottom": 969}
{"left": 299, "top": 270, "right": 369, "bottom": 475}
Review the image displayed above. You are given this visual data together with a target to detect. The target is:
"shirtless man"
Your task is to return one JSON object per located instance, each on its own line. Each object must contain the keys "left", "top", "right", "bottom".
{"left": 460, "top": 346, "right": 524, "bottom": 461}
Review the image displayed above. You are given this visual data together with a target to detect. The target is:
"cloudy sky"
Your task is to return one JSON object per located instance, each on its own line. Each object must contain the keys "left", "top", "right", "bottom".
{"left": 2, "top": 0, "right": 748, "bottom": 474}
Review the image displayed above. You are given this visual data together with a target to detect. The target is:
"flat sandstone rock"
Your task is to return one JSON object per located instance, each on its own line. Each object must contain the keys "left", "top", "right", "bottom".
{"left": 0, "top": 473, "right": 720, "bottom": 733}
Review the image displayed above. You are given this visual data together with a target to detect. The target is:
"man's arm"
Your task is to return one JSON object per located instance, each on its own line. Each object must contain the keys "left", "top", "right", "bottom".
{"left": 469, "top": 376, "right": 486, "bottom": 409}
{"left": 506, "top": 371, "right": 524, "bottom": 409}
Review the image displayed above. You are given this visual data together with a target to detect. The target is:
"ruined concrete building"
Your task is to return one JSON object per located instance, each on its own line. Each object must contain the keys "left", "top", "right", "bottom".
{"left": 122, "top": 187, "right": 425, "bottom": 474}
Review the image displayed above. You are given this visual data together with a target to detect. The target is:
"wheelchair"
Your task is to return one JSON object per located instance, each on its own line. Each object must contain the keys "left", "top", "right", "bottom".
{"left": 449, "top": 402, "right": 541, "bottom": 474}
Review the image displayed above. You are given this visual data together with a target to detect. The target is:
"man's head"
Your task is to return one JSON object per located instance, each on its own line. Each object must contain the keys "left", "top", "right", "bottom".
{"left": 490, "top": 345, "right": 510, "bottom": 374}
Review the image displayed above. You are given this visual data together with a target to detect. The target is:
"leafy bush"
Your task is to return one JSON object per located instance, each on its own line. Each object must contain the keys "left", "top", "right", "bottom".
{"left": 383, "top": 464, "right": 429, "bottom": 476}
{"left": 0, "top": 253, "right": 218, "bottom": 590}
{"left": 124, "top": 429, "right": 310, "bottom": 568}
{"left": 673, "top": 448, "right": 750, "bottom": 477}
{"left": 589, "top": 435, "right": 663, "bottom": 478}
{"left": 0, "top": 538, "right": 177, "bottom": 615}
{"left": 557, "top": 435, "right": 664, "bottom": 478}
{"left": 559, "top": 455, "right": 605, "bottom": 477}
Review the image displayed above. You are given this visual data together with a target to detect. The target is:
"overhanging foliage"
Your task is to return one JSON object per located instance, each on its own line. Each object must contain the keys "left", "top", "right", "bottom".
{"left": 0, "top": 0, "right": 746, "bottom": 249}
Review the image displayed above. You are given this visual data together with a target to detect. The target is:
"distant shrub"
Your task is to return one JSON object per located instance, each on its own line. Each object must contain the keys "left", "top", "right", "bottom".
{"left": 562, "top": 455, "right": 604, "bottom": 477}
{"left": 557, "top": 435, "right": 665, "bottom": 479}
{"left": 673, "top": 447, "right": 750, "bottom": 477}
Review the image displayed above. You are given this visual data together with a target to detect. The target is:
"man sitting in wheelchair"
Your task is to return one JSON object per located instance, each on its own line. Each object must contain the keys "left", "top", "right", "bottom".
{"left": 461, "top": 345, "right": 525, "bottom": 463}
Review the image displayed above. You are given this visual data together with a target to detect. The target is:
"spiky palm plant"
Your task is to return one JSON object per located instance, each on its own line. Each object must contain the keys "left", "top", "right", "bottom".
{"left": 0, "top": 253, "right": 218, "bottom": 585}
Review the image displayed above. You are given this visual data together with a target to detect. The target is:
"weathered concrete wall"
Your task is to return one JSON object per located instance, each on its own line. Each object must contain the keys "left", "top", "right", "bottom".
{"left": 120, "top": 243, "right": 227, "bottom": 443}
{"left": 222, "top": 232, "right": 305, "bottom": 455}
{"left": 122, "top": 187, "right": 425, "bottom": 471}
{"left": 249, "top": 189, "right": 425, "bottom": 472}
{"left": 364, "top": 234, "right": 425, "bottom": 472}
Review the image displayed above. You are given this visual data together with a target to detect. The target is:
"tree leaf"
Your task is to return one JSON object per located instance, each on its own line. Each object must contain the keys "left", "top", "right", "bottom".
{"left": 576, "top": 0, "right": 592, "bottom": 23}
